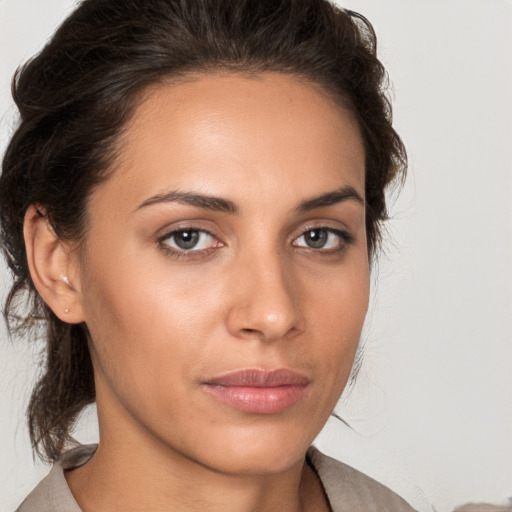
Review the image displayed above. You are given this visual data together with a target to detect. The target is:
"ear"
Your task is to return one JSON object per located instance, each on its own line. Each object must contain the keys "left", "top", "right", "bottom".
{"left": 24, "top": 204, "right": 85, "bottom": 324}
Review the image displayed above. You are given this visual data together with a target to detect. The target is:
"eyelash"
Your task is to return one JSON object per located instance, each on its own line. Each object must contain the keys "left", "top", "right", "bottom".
{"left": 158, "top": 227, "right": 222, "bottom": 260}
{"left": 292, "top": 226, "right": 355, "bottom": 255}
{"left": 157, "top": 225, "right": 355, "bottom": 259}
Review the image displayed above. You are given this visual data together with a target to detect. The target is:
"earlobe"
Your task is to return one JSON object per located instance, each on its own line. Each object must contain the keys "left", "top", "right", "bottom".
{"left": 23, "top": 204, "right": 85, "bottom": 324}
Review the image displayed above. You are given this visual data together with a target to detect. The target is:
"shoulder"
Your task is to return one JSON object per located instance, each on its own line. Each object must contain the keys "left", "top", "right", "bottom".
{"left": 15, "top": 444, "right": 96, "bottom": 512}
{"left": 307, "top": 446, "right": 417, "bottom": 512}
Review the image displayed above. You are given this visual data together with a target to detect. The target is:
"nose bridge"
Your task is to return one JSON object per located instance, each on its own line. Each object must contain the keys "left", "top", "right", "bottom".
{"left": 227, "top": 244, "right": 303, "bottom": 341}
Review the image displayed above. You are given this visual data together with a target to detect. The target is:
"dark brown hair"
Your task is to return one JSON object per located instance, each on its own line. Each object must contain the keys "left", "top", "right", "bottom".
{"left": 0, "top": 0, "right": 406, "bottom": 461}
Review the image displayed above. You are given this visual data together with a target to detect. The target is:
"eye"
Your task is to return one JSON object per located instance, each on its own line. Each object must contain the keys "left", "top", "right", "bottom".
{"left": 160, "top": 228, "right": 221, "bottom": 252}
{"left": 292, "top": 228, "right": 352, "bottom": 251}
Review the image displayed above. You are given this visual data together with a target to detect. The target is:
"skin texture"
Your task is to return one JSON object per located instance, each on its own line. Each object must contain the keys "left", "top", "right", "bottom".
{"left": 25, "top": 73, "right": 369, "bottom": 511}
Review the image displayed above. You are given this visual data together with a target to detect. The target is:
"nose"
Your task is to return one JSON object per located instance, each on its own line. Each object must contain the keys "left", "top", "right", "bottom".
{"left": 226, "top": 252, "right": 304, "bottom": 342}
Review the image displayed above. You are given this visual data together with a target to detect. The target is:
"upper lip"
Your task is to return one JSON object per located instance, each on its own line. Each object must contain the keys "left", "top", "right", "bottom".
{"left": 204, "top": 368, "right": 310, "bottom": 387}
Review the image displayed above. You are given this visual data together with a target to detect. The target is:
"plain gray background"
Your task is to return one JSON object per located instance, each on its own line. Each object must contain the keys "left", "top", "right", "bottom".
{"left": 1, "top": 1, "right": 511, "bottom": 511}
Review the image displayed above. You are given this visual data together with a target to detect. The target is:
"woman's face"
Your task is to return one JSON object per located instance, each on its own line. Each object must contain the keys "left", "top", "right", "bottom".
{"left": 74, "top": 73, "right": 369, "bottom": 474}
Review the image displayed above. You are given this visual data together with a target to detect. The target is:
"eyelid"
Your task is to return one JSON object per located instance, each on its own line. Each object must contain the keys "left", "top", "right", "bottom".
{"left": 154, "top": 220, "right": 354, "bottom": 259}
{"left": 291, "top": 225, "right": 355, "bottom": 250}
{"left": 157, "top": 224, "right": 224, "bottom": 257}
{"left": 156, "top": 220, "right": 221, "bottom": 242}
{"left": 292, "top": 221, "right": 354, "bottom": 239}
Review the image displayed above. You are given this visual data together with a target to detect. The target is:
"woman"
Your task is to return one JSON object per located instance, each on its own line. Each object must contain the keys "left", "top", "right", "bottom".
{"left": 0, "top": 0, "right": 412, "bottom": 510}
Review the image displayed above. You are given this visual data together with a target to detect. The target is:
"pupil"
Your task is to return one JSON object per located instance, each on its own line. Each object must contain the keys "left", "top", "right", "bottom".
{"left": 305, "top": 229, "right": 327, "bottom": 248}
{"left": 175, "top": 230, "right": 199, "bottom": 249}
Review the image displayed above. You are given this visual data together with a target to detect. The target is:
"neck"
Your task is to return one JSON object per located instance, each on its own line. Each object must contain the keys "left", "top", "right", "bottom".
{"left": 66, "top": 439, "right": 325, "bottom": 512}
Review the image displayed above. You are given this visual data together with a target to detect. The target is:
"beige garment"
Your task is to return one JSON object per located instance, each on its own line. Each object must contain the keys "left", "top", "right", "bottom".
{"left": 16, "top": 444, "right": 417, "bottom": 512}
{"left": 453, "top": 504, "right": 512, "bottom": 512}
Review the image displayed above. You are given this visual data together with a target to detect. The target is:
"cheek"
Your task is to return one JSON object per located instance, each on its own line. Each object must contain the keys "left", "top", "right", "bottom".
{"left": 80, "top": 247, "right": 227, "bottom": 386}
{"left": 305, "top": 259, "right": 369, "bottom": 378}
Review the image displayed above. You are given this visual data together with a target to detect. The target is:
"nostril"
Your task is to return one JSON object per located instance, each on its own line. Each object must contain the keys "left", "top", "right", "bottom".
{"left": 225, "top": 274, "right": 304, "bottom": 341}
{"left": 241, "top": 328, "right": 259, "bottom": 335}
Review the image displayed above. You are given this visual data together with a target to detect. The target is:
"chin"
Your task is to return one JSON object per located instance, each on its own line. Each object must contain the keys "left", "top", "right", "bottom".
{"left": 201, "top": 448, "right": 306, "bottom": 476}
{"left": 183, "top": 423, "right": 316, "bottom": 476}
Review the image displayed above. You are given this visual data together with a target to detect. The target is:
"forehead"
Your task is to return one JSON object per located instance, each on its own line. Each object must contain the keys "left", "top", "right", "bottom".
{"left": 95, "top": 72, "right": 365, "bottom": 213}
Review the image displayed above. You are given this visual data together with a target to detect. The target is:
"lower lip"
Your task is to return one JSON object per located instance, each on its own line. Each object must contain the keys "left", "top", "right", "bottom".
{"left": 202, "top": 384, "right": 308, "bottom": 414}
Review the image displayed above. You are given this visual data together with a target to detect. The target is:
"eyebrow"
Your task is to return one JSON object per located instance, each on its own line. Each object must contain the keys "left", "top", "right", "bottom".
{"left": 134, "top": 185, "right": 363, "bottom": 214}
{"left": 296, "top": 185, "right": 364, "bottom": 212}
{"left": 135, "top": 191, "right": 238, "bottom": 214}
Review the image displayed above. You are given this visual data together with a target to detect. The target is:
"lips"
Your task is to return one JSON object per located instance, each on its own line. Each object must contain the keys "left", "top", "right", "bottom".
{"left": 202, "top": 369, "right": 310, "bottom": 414}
